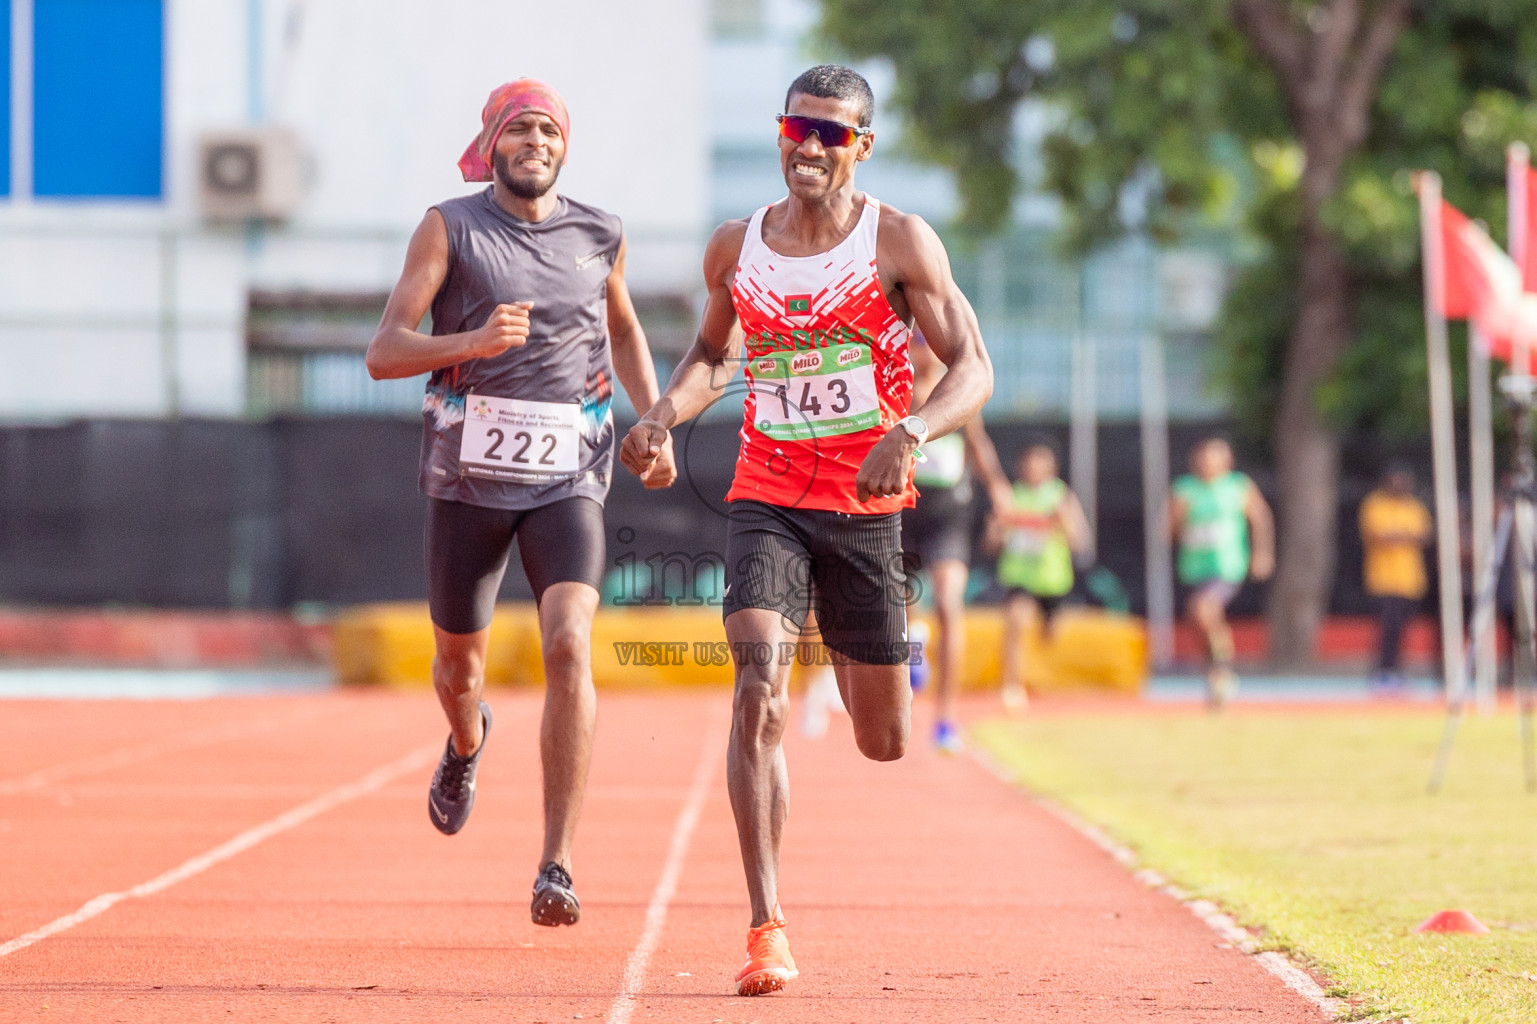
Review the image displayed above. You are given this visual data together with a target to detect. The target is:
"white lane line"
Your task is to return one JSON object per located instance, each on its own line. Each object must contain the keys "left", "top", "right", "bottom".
{"left": 0, "top": 707, "right": 324, "bottom": 797}
{"left": 0, "top": 744, "right": 437, "bottom": 959}
{"left": 965, "top": 743, "right": 1345, "bottom": 1021}
{"left": 607, "top": 702, "right": 726, "bottom": 1024}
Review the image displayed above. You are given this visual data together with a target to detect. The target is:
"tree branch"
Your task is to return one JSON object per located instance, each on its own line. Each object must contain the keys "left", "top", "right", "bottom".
{"left": 1231, "top": 0, "right": 1307, "bottom": 97}
{"left": 1336, "top": 0, "right": 1410, "bottom": 148}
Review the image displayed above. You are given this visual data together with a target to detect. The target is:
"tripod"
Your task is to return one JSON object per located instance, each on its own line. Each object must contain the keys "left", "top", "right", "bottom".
{"left": 1428, "top": 373, "right": 1537, "bottom": 793}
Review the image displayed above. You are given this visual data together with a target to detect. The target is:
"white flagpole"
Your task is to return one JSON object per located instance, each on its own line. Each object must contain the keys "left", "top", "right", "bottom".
{"left": 1469, "top": 321, "right": 1497, "bottom": 713}
{"left": 1511, "top": 143, "right": 1532, "bottom": 376}
{"left": 1509, "top": 143, "right": 1537, "bottom": 720}
{"left": 1418, "top": 172, "right": 1468, "bottom": 704}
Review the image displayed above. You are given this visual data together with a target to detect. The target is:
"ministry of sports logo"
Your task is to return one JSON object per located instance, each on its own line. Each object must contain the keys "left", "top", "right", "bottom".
{"left": 784, "top": 294, "right": 812, "bottom": 315}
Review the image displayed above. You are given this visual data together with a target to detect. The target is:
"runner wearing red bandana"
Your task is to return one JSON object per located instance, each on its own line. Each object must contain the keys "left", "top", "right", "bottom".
{"left": 368, "top": 78, "right": 674, "bottom": 927}
{"left": 621, "top": 64, "right": 994, "bottom": 996}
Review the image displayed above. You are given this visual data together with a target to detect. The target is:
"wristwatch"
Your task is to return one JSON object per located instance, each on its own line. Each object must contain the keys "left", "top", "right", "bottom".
{"left": 894, "top": 415, "right": 929, "bottom": 446}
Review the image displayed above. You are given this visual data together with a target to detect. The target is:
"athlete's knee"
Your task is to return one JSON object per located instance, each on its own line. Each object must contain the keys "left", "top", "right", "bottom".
{"left": 1195, "top": 602, "right": 1226, "bottom": 633}
{"left": 732, "top": 674, "right": 788, "bottom": 745}
{"left": 1004, "top": 599, "right": 1031, "bottom": 628}
{"left": 929, "top": 581, "right": 960, "bottom": 618}
{"left": 540, "top": 624, "right": 591, "bottom": 673}
{"left": 433, "top": 644, "right": 484, "bottom": 693}
{"left": 854, "top": 716, "right": 907, "bottom": 762}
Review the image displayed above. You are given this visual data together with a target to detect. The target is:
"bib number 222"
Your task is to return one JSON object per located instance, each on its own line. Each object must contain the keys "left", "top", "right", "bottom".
{"left": 459, "top": 394, "right": 581, "bottom": 481}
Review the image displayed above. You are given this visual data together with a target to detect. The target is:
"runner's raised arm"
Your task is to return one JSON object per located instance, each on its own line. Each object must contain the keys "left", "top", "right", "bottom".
{"left": 855, "top": 211, "right": 994, "bottom": 502}
{"left": 881, "top": 212, "right": 993, "bottom": 440}
{"left": 366, "top": 210, "right": 534, "bottom": 380}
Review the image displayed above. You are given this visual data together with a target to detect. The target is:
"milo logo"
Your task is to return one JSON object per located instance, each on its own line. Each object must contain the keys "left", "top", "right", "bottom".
{"left": 791, "top": 351, "right": 822, "bottom": 373}
{"left": 755, "top": 357, "right": 778, "bottom": 375}
{"left": 837, "top": 347, "right": 863, "bottom": 367}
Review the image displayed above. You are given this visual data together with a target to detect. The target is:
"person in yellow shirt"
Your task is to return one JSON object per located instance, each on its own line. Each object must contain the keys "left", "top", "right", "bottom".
{"left": 1359, "top": 466, "right": 1432, "bottom": 686}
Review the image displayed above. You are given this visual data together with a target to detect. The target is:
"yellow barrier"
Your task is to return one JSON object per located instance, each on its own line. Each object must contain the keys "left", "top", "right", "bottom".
{"left": 331, "top": 602, "right": 1146, "bottom": 693}
{"left": 927, "top": 607, "right": 1147, "bottom": 694}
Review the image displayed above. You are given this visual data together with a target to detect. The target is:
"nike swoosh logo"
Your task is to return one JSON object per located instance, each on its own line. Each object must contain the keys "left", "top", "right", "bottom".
{"left": 430, "top": 796, "right": 450, "bottom": 824}
{"left": 575, "top": 251, "right": 607, "bottom": 269}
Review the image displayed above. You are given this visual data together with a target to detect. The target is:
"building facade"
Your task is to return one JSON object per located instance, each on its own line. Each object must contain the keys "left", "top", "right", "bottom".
{"left": 0, "top": 0, "right": 709, "bottom": 419}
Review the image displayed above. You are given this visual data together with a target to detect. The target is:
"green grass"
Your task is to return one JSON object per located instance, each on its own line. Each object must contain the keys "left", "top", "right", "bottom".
{"left": 971, "top": 709, "right": 1537, "bottom": 1023}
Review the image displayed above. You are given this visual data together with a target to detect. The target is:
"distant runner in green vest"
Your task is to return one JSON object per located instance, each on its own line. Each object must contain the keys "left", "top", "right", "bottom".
{"left": 1169, "top": 437, "right": 1275, "bottom": 709}
{"left": 990, "top": 441, "right": 1092, "bottom": 713}
{"left": 898, "top": 332, "right": 1011, "bottom": 752}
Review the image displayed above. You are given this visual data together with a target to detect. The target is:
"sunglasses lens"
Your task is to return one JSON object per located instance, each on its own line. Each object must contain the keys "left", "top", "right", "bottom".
{"left": 779, "top": 115, "right": 857, "bottom": 148}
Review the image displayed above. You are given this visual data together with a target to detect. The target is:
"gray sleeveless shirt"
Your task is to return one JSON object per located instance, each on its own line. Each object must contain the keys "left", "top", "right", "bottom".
{"left": 418, "top": 188, "right": 622, "bottom": 510}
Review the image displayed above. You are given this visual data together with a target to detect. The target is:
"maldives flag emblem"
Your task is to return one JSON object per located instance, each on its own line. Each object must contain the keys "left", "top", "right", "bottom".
{"left": 784, "top": 294, "right": 812, "bottom": 315}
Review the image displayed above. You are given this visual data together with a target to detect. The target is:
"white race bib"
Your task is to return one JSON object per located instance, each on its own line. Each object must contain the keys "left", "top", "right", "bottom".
{"left": 459, "top": 394, "right": 581, "bottom": 481}
{"left": 1005, "top": 528, "right": 1050, "bottom": 556}
{"left": 750, "top": 343, "right": 881, "bottom": 441}
{"left": 914, "top": 433, "right": 966, "bottom": 487}
{"left": 1181, "top": 520, "right": 1232, "bottom": 552}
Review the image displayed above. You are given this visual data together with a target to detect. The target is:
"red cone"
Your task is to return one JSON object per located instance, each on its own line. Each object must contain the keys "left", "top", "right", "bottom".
{"left": 1414, "top": 910, "right": 1490, "bottom": 934}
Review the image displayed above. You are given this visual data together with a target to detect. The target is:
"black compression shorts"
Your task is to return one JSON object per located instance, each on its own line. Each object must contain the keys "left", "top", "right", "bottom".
{"left": 901, "top": 490, "right": 972, "bottom": 571}
{"left": 425, "top": 496, "right": 605, "bottom": 634}
{"left": 722, "top": 499, "right": 912, "bottom": 665}
{"left": 1003, "top": 587, "right": 1065, "bottom": 618}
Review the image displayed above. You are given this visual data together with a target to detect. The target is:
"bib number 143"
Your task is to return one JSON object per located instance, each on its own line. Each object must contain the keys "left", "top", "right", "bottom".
{"left": 459, "top": 394, "right": 581, "bottom": 481}
{"left": 751, "top": 342, "right": 880, "bottom": 441}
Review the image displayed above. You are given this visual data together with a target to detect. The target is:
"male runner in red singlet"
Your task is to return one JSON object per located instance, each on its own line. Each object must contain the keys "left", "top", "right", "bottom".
{"left": 620, "top": 65, "right": 994, "bottom": 996}
{"left": 368, "top": 80, "right": 675, "bottom": 927}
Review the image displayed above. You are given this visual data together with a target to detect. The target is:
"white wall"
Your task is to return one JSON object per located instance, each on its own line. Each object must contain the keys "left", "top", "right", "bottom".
{"left": 0, "top": 0, "right": 709, "bottom": 420}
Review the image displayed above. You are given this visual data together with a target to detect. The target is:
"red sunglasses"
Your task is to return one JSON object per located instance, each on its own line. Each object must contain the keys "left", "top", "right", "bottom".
{"left": 776, "top": 114, "right": 871, "bottom": 148}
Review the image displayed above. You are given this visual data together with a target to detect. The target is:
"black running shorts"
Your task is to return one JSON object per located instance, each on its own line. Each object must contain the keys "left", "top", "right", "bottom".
{"left": 1003, "top": 587, "right": 1064, "bottom": 618}
{"left": 722, "top": 499, "right": 911, "bottom": 665}
{"left": 426, "top": 496, "right": 605, "bottom": 634}
{"left": 901, "top": 488, "right": 972, "bottom": 571}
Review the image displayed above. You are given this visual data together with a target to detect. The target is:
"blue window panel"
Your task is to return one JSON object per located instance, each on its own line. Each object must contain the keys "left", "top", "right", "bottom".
{"left": 33, "top": 0, "right": 163, "bottom": 198}
{"left": 1, "top": 0, "right": 10, "bottom": 196}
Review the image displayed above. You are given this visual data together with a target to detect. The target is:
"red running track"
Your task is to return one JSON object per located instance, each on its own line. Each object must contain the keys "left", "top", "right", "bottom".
{"left": 0, "top": 691, "right": 1327, "bottom": 1022}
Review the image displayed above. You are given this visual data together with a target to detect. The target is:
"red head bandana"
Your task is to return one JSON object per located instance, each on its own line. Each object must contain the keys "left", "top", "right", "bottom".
{"left": 457, "top": 79, "right": 571, "bottom": 183}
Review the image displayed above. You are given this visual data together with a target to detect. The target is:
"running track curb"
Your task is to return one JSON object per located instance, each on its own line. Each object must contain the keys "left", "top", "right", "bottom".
{"left": 964, "top": 744, "right": 1372, "bottom": 1023}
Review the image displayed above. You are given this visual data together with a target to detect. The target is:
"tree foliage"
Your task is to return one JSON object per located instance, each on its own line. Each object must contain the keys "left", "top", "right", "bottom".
{"left": 821, "top": 0, "right": 1537, "bottom": 437}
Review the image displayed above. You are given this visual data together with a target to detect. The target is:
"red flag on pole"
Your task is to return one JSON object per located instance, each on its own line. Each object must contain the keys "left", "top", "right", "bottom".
{"left": 1423, "top": 189, "right": 1537, "bottom": 365}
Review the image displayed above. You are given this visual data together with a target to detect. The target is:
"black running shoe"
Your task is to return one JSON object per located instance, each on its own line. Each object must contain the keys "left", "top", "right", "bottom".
{"left": 531, "top": 861, "right": 581, "bottom": 927}
{"left": 427, "top": 701, "right": 492, "bottom": 836}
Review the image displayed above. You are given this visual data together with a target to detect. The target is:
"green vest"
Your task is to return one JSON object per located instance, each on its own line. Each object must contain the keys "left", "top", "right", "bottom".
{"left": 1173, "top": 472, "right": 1251, "bottom": 585}
{"left": 913, "top": 432, "right": 966, "bottom": 489}
{"left": 996, "top": 478, "right": 1074, "bottom": 597}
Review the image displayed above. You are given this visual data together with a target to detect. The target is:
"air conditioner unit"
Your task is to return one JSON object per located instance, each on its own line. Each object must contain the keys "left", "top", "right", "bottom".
{"left": 197, "top": 128, "right": 304, "bottom": 222}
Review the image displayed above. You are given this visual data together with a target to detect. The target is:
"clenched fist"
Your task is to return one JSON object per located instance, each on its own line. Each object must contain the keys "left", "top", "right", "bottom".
{"left": 466, "top": 302, "right": 533, "bottom": 359}
{"left": 855, "top": 427, "right": 917, "bottom": 503}
{"left": 621, "top": 419, "right": 672, "bottom": 482}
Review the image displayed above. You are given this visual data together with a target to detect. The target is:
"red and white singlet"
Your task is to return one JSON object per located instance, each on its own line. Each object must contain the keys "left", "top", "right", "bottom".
{"left": 725, "top": 195, "right": 916, "bottom": 514}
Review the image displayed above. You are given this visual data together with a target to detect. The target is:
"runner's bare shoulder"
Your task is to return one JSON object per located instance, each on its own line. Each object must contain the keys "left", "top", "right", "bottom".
{"left": 703, "top": 217, "right": 752, "bottom": 283}
{"left": 875, "top": 202, "right": 942, "bottom": 260}
{"left": 874, "top": 201, "right": 946, "bottom": 293}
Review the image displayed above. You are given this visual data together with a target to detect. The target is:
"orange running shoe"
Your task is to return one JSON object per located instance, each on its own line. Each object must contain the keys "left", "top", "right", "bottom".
{"left": 734, "top": 906, "right": 798, "bottom": 996}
